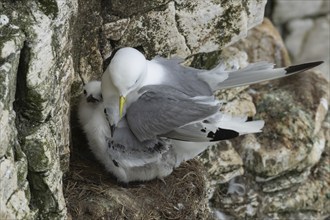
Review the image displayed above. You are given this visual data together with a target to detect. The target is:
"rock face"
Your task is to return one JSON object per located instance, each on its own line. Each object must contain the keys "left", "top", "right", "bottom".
{"left": 67, "top": 0, "right": 269, "bottom": 219}
{"left": 199, "top": 18, "right": 330, "bottom": 219}
{"left": 271, "top": 0, "right": 330, "bottom": 80}
{"left": 1, "top": 0, "right": 329, "bottom": 220}
{"left": 102, "top": 0, "right": 267, "bottom": 58}
{"left": 0, "top": 0, "right": 76, "bottom": 219}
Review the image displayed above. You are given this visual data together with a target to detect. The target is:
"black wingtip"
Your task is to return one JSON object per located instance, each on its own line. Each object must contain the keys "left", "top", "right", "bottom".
{"left": 285, "top": 61, "right": 323, "bottom": 75}
{"left": 207, "top": 128, "right": 239, "bottom": 141}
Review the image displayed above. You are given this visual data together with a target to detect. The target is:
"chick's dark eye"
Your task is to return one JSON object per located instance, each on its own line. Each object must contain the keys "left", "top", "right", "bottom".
{"left": 100, "top": 94, "right": 103, "bottom": 99}
{"left": 104, "top": 109, "right": 107, "bottom": 114}
{"left": 83, "top": 90, "right": 87, "bottom": 95}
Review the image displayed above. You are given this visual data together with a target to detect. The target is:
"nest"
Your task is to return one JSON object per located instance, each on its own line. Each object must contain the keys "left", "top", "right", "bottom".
{"left": 64, "top": 107, "right": 210, "bottom": 219}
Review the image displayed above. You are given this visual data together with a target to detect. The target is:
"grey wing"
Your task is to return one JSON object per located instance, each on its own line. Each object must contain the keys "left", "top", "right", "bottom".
{"left": 126, "top": 85, "right": 220, "bottom": 142}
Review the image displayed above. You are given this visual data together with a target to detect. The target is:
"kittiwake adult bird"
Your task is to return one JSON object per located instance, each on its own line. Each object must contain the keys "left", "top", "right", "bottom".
{"left": 96, "top": 47, "right": 322, "bottom": 183}
{"left": 101, "top": 47, "right": 322, "bottom": 142}
{"left": 79, "top": 81, "right": 240, "bottom": 182}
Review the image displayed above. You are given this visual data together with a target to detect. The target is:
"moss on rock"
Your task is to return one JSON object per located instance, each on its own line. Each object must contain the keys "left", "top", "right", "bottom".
{"left": 37, "top": 0, "right": 59, "bottom": 19}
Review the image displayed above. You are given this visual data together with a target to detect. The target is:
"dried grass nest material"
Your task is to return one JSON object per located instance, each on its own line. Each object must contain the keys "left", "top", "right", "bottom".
{"left": 64, "top": 152, "right": 210, "bottom": 220}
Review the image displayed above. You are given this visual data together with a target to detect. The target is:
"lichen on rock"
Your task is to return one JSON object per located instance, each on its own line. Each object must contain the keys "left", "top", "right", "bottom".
{"left": 1, "top": 0, "right": 76, "bottom": 218}
{"left": 205, "top": 18, "right": 330, "bottom": 219}
{"left": 102, "top": 0, "right": 267, "bottom": 57}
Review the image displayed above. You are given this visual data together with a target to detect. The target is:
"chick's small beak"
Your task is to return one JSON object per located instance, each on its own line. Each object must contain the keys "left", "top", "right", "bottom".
{"left": 110, "top": 124, "right": 116, "bottom": 137}
{"left": 87, "top": 95, "right": 98, "bottom": 103}
{"left": 119, "top": 96, "right": 126, "bottom": 118}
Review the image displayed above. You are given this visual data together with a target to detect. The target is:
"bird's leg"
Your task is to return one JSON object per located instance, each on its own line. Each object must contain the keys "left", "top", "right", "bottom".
{"left": 158, "top": 177, "right": 167, "bottom": 185}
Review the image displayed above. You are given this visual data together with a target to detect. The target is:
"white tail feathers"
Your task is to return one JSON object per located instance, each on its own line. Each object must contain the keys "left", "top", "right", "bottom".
{"left": 197, "top": 65, "right": 229, "bottom": 91}
{"left": 217, "top": 120, "right": 265, "bottom": 135}
{"left": 165, "top": 113, "right": 264, "bottom": 142}
{"left": 206, "top": 114, "right": 264, "bottom": 135}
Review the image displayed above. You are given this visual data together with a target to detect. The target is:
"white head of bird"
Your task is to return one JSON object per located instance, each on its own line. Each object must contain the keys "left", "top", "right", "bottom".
{"left": 83, "top": 81, "right": 102, "bottom": 103}
{"left": 101, "top": 47, "right": 148, "bottom": 133}
{"left": 79, "top": 81, "right": 103, "bottom": 126}
{"left": 108, "top": 47, "right": 147, "bottom": 96}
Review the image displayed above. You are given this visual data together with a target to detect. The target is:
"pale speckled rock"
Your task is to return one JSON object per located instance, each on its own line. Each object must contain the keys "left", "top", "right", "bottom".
{"left": 272, "top": 0, "right": 329, "bottom": 24}
{"left": 110, "top": 0, "right": 169, "bottom": 17}
{"left": 106, "top": 2, "right": 190, "bottom": 58}
{"left": 0, "top": 10, "right": 32, "bottom": 218}
{"left": 0, "top": 157, "right": 18, "bottom": 207}
{"left": 23, "top": 124, "right": 57, "bottom": 172}
{"left": 5, "top": 182, "right": 37, "bottom": 219}
{"left": 211, "top": 182, "right": 260, "bottom": 219}
{"left": 238, "top": 69, "right": 329, "bottom": 182}
{"left": 259, "top": 169, "right": 311, "bottom": 193}
{"left": 233, "top": 18, "right": 291, "bottom": 66}
{"left": 73, "top": 1, "right": 105, "bottom": 84}
{"left": 12, "top": 1, "right": 75, "bottom": 217}
{"left": 271, "top": 0, "right": 330, "bottom": 80}
{"left": 103, "top": 0, "right": 267, "bottom": 57}
{"left": 29, "top": 162, "right": 67, "bottom": 219}
{"left": 174, "top": 0, "right": 239, "bottom": 54}
{"left": 261, "top": 177, "right": 330, "bottom": 218}
{"left": 103, "top": 18, "right": 130, "bottom": 41}
{"left": 0, "top": 143, "right": 33, "bottom": 219}
{"left": 240, "top": 88, "right": 316, "bottom": 177}
{"left": 284, "top": 19, "right": 314, "bottom": 59}
{"left": 220, "top": 92, "right": 257, "bottom": 117}
{"left": 199, "top": 141, "right": 244, "bottom": 185}
{"left": 285, "top": 15, "right": 330, "bottom": 80}
{"left": 0, "top": 14, "right": 10, "bottom": 27}
{"left": 205, "top": 18, "right": 330, "bottom": 219}
{"left": 314, "top": 98, "right": 328, "bottom": 135}
{"left": 189, "top": 46, "right": 249, "bottom": 71}
{"left": 0, "top": 29, "right": 24, "bottom": 157}
{"left": 0, "top": 0, "right": 77, "bottom": 219}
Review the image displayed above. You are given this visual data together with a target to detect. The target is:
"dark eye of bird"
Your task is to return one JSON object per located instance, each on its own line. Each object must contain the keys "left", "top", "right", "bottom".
{"left": 100, "top": 94, "right": 103, "bottom": 99}
{"left": 83, "top": 90, "right": 87, "bottom": 95}
{"left": 104, "top": 109, "right": 107, "bottom": 114}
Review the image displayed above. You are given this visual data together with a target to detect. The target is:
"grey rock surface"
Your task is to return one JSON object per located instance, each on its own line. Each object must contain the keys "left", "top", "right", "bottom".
{"left": 272, "top": 0, "right": 328, "bottom": 24}
{"left": 0, "top": 0, "right": 76, "bottom": 218}
{"left": 203, "top": 19, "right": 330, "bottom": 220}
{"left": 103, "top": 0, "right": 267, "bottom": 57}
{"left": 285, "top": 15, "right": 330, "bottom": 79}
{"left": 271, "top": 0, "right": 330, "bottom": 79}
{"left": 0, "top": 7, "right": 34, "bottom": 219}
{"left": 1, "top": 0, "right": 329, "bottom": 219}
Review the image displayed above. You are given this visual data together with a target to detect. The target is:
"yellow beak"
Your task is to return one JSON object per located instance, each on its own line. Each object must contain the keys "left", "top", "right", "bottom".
{"left": 119, "top": 96, "right": 126, "bottom": 118}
